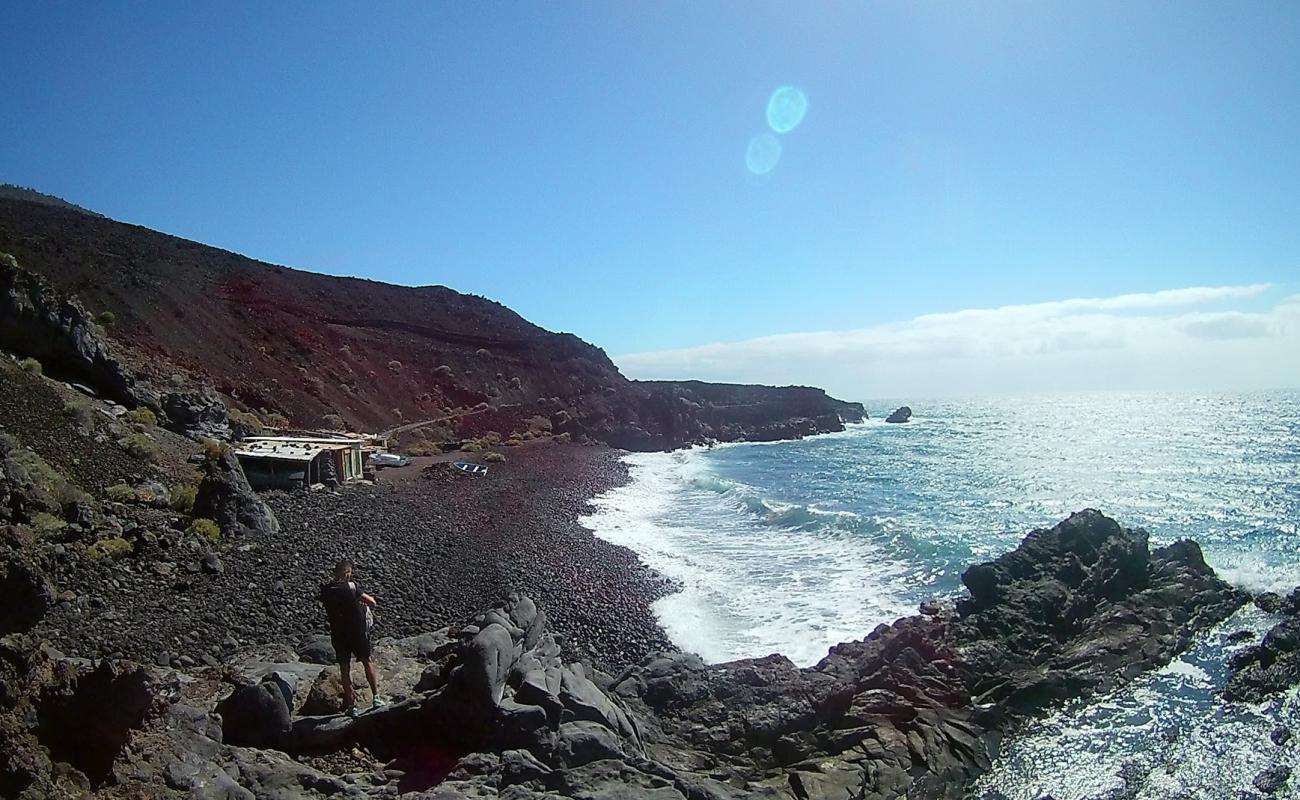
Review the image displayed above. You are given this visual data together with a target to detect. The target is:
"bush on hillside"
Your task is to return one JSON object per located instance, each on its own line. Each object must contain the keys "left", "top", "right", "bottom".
{"left": 97, "top": 310, "right": 116, "bottom": 325}
{"left": 433, "top": 365, "right": 453, "bottom": 378}
{"left": 227, "top": 408, "right": 263, "bottom": 436}
{"left": 61, "top": 396, "right": 96, "bottom": 430}
{"left": 106, "top": 484, "right": 136, "bottom": 503}
{"left": 189, "top": 518, "right": 220, "bottom": 543}
{"left": 202, "top": 438, "right": 228, "bottom": 461}
{"left": 122, "top": 407, "right": 158, "bottom": 427}
{"left": 30, "top": 511, "right": 66, "bottom": 537}
{"left": 19, "top": 357, "right": 41, "bottom": 375}
{"left": 170, "top": 484, "right": 198, "bottom": 514}
{"left": 263, "top": 412, "right": 290, "bottom": 429}
{"left": 404, "top": 441, "right": 443, "bottom": 457}
{"left": 483, "top": 451, "right": 506, "bottom": 463}
{"left": 122, "top": 433, "right": 160, "bottom": 463}
{"left": 88, "top": 537, "right": 133, "bottom": 560}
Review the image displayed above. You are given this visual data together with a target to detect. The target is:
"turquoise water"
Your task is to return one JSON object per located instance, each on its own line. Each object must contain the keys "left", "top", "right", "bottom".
{"left": 580, "top": 391, "right": 1300, "bottom": 798}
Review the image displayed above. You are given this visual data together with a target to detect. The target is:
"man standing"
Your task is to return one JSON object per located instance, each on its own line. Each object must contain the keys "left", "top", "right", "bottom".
{"left": 319, "top": 558, "right": 384, "bottom": 714}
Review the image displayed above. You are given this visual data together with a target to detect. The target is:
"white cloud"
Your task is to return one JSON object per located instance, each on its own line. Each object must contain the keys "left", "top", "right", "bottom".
{"left": 616, "top": 284, "right": 1300, "bottom": 399}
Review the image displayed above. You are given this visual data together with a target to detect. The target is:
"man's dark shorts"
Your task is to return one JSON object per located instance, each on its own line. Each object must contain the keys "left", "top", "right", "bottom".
{"left": 332, "top": 632, "right": 371, "bottom": 664}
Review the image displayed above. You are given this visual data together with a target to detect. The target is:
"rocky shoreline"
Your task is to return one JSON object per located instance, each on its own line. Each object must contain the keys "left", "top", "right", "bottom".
{"left": 7, "top": 502, "right": 1293, "bottom": 799}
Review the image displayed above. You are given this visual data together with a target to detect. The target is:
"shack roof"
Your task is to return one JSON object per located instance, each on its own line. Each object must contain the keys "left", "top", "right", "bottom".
{"left": 235, "top": 440, "right": 340, "bottom": 463}
{"left": 245, "top": 436, "right": 361, "bottom": 448}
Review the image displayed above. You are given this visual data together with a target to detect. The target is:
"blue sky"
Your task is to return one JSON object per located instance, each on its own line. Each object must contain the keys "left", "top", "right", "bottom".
{"left": 2, "top": 2, "right": 1298, "bottom": 393}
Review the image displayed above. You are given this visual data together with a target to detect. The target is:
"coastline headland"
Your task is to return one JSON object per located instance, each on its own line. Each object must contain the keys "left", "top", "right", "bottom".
{"left": 1, "top": 193, "right": 1295, "bottom": 797}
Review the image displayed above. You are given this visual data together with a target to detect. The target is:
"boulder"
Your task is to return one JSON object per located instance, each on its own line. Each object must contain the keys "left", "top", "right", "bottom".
{"left": 0, "top": 257, "right": 142, "bottom": 410}
{"left": 193, "top": 446, "right": 279, "bottom": 537}
{"left": 0, "top": 556, "right": 54, "bottom": 635}
{"left": 1227, "top": 586, "right": 1300, "bottom": 703}
{"left": 217, "top": 678, "right": 292, "bottom": 748}
{"left": 1255, "top": 764, "right": 1292, "bottom": 795}
{"left": 160, "top": 386, "right": 231, "bottom": 440}
{"left": 957, "top": 511, "right": 1246, "bottom": 709}
{"left": 886, "top": 406, "right": 912, "bottom": 423}
{"left": 296, "top": 634, "right": 336, "bottom": 665}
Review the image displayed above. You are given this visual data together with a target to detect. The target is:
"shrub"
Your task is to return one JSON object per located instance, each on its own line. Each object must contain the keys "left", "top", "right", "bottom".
{"left": 322, "top": 413, "right": 346, "bottom": 430}
{"left": 122, "top": 407, "right": 158, "bottom": 427}
{"left": 460, "top": 441, "right": 483, "bottom": 453}
{"left": 227, "top": 408, "right": 263, "bottom": 435}
{"left": 97, "top": 310, "right": 117, "bottom": 325}
{"left": 62, "top": 396, "right": 95, "bottom": 429}
{"left": 526, "top": 415, "right": 553, "bottom": 435}
{"left": 480, "top": 431, "right": 502, "bottom": 446}
{"left": 404, "top": 441, "right": 443, "bottom": 457}
{"left": 387, "top": 360, "right": 403, "bottom": 374}
{"left": 202, "top": 438, "right": 228, "bottom": 461}
{"left": 122, "top": 433, "right": 160, "bottom": 463}
{"left": 88, "top": 537, "right": 133, "bottom": 560}
{"left": 106, "top": 484, "right": 136, "bottom": 503}
{"left": 0, "top": 251, "right": 17, "bottom": 269}
{"left": 19, "top": 357, "right": 41, "bottom": 375}
{"left": 483, "top": 451, "right": 506, "bottom": 463}
{"left": 30, "top": 511, "right": 66, "bottom": 537}
{"left": 433, "top": 365, "right": 453, "bottom": 378}
{"left": 476, "top": 348, "right": 490, "bottom": 357}
{"left": 189, "top": 518, "right": 220, "bottom": 543}
{"left": 170, "top": 484, "right": 197, "bottom": 514}
{"left": 8, "top": 448, "right": 67, "bottom": 496}
{"left": 264, "top": 412, "right": 290, "bottom": 429}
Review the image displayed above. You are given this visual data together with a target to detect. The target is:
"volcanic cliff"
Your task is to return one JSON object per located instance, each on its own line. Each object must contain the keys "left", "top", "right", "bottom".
{"left": 0, "top": 195, "right": 862, "bottom": 450}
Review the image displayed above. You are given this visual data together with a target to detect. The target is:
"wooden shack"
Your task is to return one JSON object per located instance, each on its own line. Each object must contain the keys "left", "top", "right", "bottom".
{"left": 235, "top": 436, "right": 364, "bottom": 490}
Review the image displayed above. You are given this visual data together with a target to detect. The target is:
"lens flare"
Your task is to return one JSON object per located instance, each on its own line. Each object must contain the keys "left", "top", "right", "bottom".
{"left": 766, "top": 86, "right": 808, "bottom": 134}
{"left": 746, "top": 133, "right": 782, "bottom": 175}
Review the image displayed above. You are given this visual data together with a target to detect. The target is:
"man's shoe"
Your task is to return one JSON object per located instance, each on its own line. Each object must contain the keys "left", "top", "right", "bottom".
{"left": 372, "top": 697, "right": 386, "bottom": 710}
{"left": 344, "top": 705, "right": 358, "bottom": 717}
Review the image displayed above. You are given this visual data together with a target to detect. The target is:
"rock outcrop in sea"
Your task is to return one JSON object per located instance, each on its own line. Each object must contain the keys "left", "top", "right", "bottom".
{"left": 1227, "top": 587, "right": 1300, "bottom": 703}
{"left": 0, "top": 510, "right": 1248, "bottom": 799}
{"left": 885, "top": 406, "right": 912, "bottom": 424}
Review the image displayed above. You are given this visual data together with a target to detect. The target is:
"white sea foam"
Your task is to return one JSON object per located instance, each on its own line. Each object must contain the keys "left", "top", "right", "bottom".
{"left": 580, "top": 447, "right": 915, "bottom": 666}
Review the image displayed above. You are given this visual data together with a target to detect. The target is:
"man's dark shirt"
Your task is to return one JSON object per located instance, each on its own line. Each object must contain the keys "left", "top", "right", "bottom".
{"left": 320, "top": 580, "right": 367, "bottom": 645}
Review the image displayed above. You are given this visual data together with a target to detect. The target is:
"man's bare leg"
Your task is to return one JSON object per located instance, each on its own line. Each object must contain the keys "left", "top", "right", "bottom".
{"left": 340, "top": 659, "right": 355, "bottom": 709}
{"left": 362, "top": 657, "right": 379, "bottom": 701}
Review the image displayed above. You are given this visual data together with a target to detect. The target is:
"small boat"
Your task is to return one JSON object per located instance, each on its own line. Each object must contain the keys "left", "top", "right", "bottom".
{"left": 452, "top": 462, "right": 489, "bottom": 476}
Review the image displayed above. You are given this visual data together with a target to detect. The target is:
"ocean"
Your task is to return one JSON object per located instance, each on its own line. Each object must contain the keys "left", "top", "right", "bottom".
{"left": 580, "top": 391, "right": 1300, "bottom": 799}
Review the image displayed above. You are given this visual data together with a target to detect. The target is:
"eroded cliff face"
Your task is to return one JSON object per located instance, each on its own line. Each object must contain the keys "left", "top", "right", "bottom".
{"left": 0, "top": 511, "right": 1251, "bottom": 799}
{"left": 0, "top": 199, "right": 860, "bottom": 450}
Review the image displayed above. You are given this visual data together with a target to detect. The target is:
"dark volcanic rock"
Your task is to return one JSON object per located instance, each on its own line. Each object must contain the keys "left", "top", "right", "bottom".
{"left": 1254, "top": 764, "right": 1292, "bottom": 795}
{"left": 956, "top": 510, "right": 1247, "bottom": 710}
{"left": 0, "top": 255, "right": 142, "bottom": 411}
{"left": 1227, "top": 586, "right": 1300, "bottom": 703}
{"left": 192, "top": 446, "right": 279, "bottom": 537}
{"left": 35, "top": 659, "right": 155, "bottom": 788}
{"left": 0, "top": 555, "right": 54, "bottom": 635}
{"left": 218, "top": 678, "right": 293, "bottom": 749}
{"left": 886, "top": 406, "right": 912, "bottom": 423}
{"left": 160, "top": 385, "right": 231, "bottom": 440}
